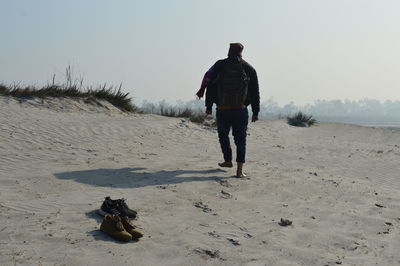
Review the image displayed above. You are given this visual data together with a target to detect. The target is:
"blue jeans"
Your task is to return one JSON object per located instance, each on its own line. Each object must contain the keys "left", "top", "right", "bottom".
{"left": 216, "top": 108, "right": 249, "bottom": 163}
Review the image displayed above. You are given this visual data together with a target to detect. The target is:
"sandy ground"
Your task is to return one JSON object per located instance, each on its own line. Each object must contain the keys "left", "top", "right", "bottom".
{"left": 1, "top": 95, "right": 400, "bottom": 266}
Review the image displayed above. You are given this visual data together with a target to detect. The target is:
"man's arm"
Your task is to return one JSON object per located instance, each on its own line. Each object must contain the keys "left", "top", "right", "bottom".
{"left": 205, "top": 82, "right": 217, "bottom": 113}
{"left": 248, "top": 67, "right": 260, "bottom": 121}
{"left": 196, "top": 60, "right": 224, "bottom": 98}
{"left": 200, "top": 60, "right": 225, "bottom": 114}
{"left": 196, "top": 67, "right": 214, "bottom": 99}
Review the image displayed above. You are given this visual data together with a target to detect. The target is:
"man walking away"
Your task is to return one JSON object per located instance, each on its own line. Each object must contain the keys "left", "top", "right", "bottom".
{"left": 196, "top": 43, "right": 260, "bottom": 177}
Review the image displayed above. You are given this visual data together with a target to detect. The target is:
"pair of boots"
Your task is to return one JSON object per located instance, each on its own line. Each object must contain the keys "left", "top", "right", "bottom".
{"left": 100, "top": 214, "right": 143, "bottom": 242}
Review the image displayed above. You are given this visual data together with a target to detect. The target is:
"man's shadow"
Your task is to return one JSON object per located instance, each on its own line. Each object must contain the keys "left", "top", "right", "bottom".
{"left": 54, "top": 167, "right": 228, "bottom": 189}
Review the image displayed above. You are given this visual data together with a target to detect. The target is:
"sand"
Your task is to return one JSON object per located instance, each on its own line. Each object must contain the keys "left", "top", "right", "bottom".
{"left": 1, "top": 95, "right": 400, "bottom": 266}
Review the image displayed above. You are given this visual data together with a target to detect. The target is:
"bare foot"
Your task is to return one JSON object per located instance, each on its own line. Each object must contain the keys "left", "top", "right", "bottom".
{"left": 218, "top": 161, "right": 233, "bottom": 168}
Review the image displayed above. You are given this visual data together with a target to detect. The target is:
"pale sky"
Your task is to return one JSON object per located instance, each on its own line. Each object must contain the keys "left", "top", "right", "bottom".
{"left": 1, "top": 0, "right": 400, "bottom": 105}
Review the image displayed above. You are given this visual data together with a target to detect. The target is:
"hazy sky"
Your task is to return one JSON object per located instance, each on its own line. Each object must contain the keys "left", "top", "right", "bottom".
{"left": 1, "top": 0, "right": 400, "bottom": 105}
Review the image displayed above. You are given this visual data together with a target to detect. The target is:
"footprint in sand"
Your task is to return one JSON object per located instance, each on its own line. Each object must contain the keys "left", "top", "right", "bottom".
{"left": 194, "top": 201, "right": 212, "bottom": 213}
{"left": 208, "top": 231, "right": 221, "bottom": 238}
{"left": 378, "top": 222, "right": 393, "bottom": 235}
{"left": 244, "top": 233, "right": 253, "bottom": 238}
{"left": 216, "top": 179, "right": 232, "bottom": 187}
{"left": 220, "top": 190, "right": 232, "bottom": 199}
{"left": 194, "top": 248, "right": 223, "bottom": 260}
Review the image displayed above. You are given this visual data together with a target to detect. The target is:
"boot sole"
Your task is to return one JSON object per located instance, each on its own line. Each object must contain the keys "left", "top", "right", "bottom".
{"left": 218, "top": 163, "right": 233, "bottom": 168}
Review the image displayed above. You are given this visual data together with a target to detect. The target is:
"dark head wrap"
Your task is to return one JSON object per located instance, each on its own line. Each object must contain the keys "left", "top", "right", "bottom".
{"left": 228, "top": 43, "right": 244, "bottom": 57}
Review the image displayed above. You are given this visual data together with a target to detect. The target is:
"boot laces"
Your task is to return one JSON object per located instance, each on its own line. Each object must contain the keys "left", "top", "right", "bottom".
{"left": 111, "top": 215, "right": 125, "bottom": 231}
{"left": 116, "top": 198, "right": 128, "bottom": 208}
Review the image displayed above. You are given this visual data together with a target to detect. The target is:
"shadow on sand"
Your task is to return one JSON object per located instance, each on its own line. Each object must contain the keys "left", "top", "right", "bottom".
{"left": 85, "top": 209, "right": 103, "bottom": 223}
{"left": 86, "top": 229, "right": 140, "bottom": 243}
{"left": 54, "top": 167, "right": 228, "bottom": 189}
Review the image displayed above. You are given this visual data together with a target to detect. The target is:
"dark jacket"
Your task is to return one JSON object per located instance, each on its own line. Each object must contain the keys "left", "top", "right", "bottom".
{"left": 205, "top": 57, "right": 260, "bottom": 115}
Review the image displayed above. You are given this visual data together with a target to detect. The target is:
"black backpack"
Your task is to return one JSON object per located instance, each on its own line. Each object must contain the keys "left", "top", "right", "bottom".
{"left": 217, "top": 59, "right": 248, "bottom": 106}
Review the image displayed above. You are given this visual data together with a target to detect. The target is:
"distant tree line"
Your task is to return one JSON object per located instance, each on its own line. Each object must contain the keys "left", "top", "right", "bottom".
{"left": 259, "top": 98, "right": 400, "bottom": 124}
{"left": 140, "top": 98, "right": 400, "bottom": 124}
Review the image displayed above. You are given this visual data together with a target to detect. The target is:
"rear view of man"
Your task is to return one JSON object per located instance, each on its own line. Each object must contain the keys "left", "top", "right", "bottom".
{"left": 196, "top": 43, "right": 260, "bottom": 177}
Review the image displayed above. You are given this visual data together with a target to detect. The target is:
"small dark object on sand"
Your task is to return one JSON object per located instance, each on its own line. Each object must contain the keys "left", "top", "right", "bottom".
{"left": 227, "top": 238, "right": 240, "bottom": 246}
{"left": 278, "top": 218, "right": 293, "bottom": 226}
{"left": 194, "top": 248, "right": 221, "bottom": 259}
{"left": 375, "top": 203, "right": 386, "bottom": 208}
{"left": 204, "top": 250, "right": 219, "bottom": 258}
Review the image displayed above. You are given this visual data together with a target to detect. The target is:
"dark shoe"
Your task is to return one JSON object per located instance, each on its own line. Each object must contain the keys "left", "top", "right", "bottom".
{"left": 218, "top": 161, "right": 233, "bottom": 168}
{"left": 120, "top": 216, "right": 144, "bottom": 240}
{"left": 115, "top": 198, "right": 137, "bottom": 219}
{"left": 99, "top": 197, "right": 138, "bottom": 219}
{"left": 98, "top": 196, "right": 120, "bottom": 216}
{"left": 100, "top": 215, "right": 132, "bottom": 242}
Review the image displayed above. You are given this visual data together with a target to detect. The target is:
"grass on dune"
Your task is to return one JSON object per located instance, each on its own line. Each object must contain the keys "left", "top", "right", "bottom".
{"left": 0, "top": 81, "right": 213, "bottom": 125}
{"left": 159, "top": 107, "right": 214, "bottom": 124}
{"left": 141, "top": 102, "right": 216, "bottom": 126}
{"left": 0, "top": 67, "right": 137, "bottom": 112}
{"left": 287, "top": 111, "right": 317, "bottom": 127}
{"left": 159, "top": 106, "right": 209, "bottom": 124}
{"left": 1, "top": 67, "right": 215, "bottom": 125}
{"left": 0, "top": 83, "right": 137, "bottom": 112}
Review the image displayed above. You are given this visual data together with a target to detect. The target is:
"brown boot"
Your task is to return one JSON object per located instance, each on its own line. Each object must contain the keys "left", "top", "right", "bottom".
{"left": 218, "top": 161, "right": 233, "bottom": 168}
{"left": 100, "top": 215, "right": 132, "bottom": 242}
{"left": 120, "top": 216, "right": 144, "bottom": 240}
{"left": 236, "top": 162, "right": 247, "bottom": 178}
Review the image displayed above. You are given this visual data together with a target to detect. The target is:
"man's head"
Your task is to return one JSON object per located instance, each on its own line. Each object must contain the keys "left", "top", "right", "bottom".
{"left": 228, "top": 43, "right": 244, "bottom": 57}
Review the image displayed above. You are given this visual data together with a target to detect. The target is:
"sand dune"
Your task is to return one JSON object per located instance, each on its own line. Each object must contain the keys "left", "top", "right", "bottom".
{"left": 1, "top": 95, "right": 400, "bottom": 266}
